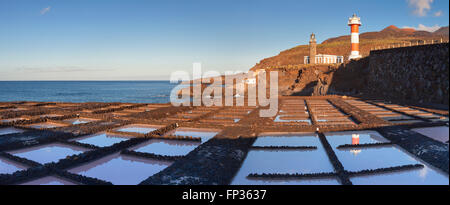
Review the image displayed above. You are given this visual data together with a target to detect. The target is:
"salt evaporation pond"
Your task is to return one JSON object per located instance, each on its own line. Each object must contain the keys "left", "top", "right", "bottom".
{"left": 231, "top": 150, "right": 337, "bottom": 185}
{"left": 8, "top": 143, "right": 89, "bottom": 164}
{"left": 0, "top": 127, "right": 24, "bottom": 136}
{"left": 0, "top": 157, "right": 28, "bottom": 174}
{"left": 232, "top": 134, "right": 335, "bottom": 185}
{"left": 129, "top": 129, "right": 218, "bottom": 156}
{"left": 116, "top": 125, "right": 160, "bottom": 134}
{"left": 131, "top": 140, "right": 200, "bottom": 156}
{"left": 411, "top": 126, "right": 449, "bottom": 143}
{"left": 74, "top": 133, "right": 129, "bottom": 147}
{"left": 325, "top": 131, "right": 390, "bottom": 147}
{"left": 20, "top": 176, "right": 77, "bottom": 185}
{"left": 350, "top": 167, "right": 449, "bottom": 185}
{"left": 68, "top": 153, "right": 172, "bottom": 185}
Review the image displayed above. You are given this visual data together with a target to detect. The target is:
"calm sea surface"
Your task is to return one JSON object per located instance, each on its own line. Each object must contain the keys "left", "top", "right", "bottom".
{"left": 0, "top": 81, "right": 179, "bottom": 103}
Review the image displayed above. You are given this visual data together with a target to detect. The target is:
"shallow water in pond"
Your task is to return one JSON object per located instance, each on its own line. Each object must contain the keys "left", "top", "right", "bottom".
{"left": 382, "top": 116, "right": 413, "bottom": 121}
{"left": 0, "top": 157, "right": 27, "bottom": 174}
{"left": 253, "top": 134, "right": 319, "bottom": 147}
{"left": 325, "top": 131, "right": 390, "bottom": 147}
{"left": 390, "top": 120, "right": 424, "bottom": 124}
{"left": 131, "top": 139, "right": 200, "bottom": 156}
{"left": 231, "top": 149, "right": 335, "bottom": 185}
{"left": 20, "top": 176, "right": 77, "bottom": 185}
{"left": 129, "top": 130, "right": 219, "bottom": 156}
{"left": 334, "top": 146, "right": 421, "bottom": 172}
{"left": 411, "top": 126, "right": 449, "bottom": 143}
{"left": 274, "top": 116, "right": 311, "bottom": 124}
{"left": 1, "top": 118, "right": 26, "bottom": 123}
{"left": 350, "top": 167, "right": 449, "bottom": 185}
{"left": 212, "top": 116, "right": 240, "bottom": 123}
{"left": 431, "top": 117, "right": 449, "bottom": 122}
{"left": 8, "top": 143, "right": 89, "bottom": 164}
{"left": 74, "top": 133, "right": 129, "bottom": 147}
{"left": 170, "top": 130, "right": 218, "bottom": 142}
{"left": 117, "top": 126, "right": 158, "bottom": 134}
{"left": 0, "top": 127, "right": 24, "bottom": 135}
{"left": 64, "top": 118, "right": 97, "bottom": 125}
{"left": 28, "top": 122, "right": 66, "bottom": 129}
{"left": 231, "top": 176, "right": 340, "bottom": 185}
{"left": 68, "top": 153, "right": 172, "bottom": 185}
{"left": 39, "top": 114, "right": 63, "bottom": 118}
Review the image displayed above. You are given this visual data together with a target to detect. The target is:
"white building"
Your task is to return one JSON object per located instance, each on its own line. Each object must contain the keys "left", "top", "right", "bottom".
{"left": 304, "top": 54, "right": 344, "bottom": 64}
{"left": 245, "top": 78, "right": 256, "bottom": 84}
{"left": 304, "top": 33, "right": 344, "bottom": 65}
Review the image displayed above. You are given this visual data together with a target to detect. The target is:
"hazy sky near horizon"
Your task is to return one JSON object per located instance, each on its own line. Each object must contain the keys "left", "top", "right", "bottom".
{"left": 0, "top": 0, "right": 449, "bottom": 80}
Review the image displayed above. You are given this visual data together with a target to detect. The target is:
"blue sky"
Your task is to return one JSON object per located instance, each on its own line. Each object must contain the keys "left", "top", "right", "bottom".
{"left": 0, "top": 0, "right": 448, "bottom": 80}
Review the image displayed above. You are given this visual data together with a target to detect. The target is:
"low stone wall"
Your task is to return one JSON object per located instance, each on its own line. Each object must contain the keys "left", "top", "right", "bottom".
{"left": 366, "top": 43, "right": 449, "bottom": 105}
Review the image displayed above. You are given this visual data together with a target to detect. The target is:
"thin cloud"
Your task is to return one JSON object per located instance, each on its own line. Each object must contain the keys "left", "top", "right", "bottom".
{"left": 407, "top": 0, "right": 433, "bottom": 16}
{"left": 402, "top": 24, "right": 441, "bottom": 32}
{"left": 40, "top": 6, "right": 51, "bottom": 15}
{"left": 434, "top": 10, "right": 443, "bottom": 17}
{"left": 17, "top": 66, "right": 116, "bottom": 73}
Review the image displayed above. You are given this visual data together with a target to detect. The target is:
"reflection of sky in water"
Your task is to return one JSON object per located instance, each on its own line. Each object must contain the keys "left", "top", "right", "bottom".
{"left": 328, "top": 132, "right": 449, "bottom": 185}
{"left": 0, "top": 118, "right": 26, "bottom": 123}
{"left": 431, "top": 118, "right": 449, "bottom": 122}
{"left": 72, "top": 120, "right": 90, "bottom": 125}
{"left": 350, "top": 167, "right": 449, "bottom": 185}
{"left": 171, "top": 130, "right": 218, "bottom": 142}
{"left": 231, "top": 176, "right": 340, "bottom": 185}
{"left": 0, "top": 157, "right": 27, "bottom": 174}
{"left": 382, "top": 116, "right": 413, "bottom": 121}
{"left": 75, "top": 133, "right": 128, "bottom": 147}
{"left": 8, "top": 143, "right": 88, "bottom": 164}
{"left": 253, "top": 135, "right": 319, "bottom": 147}
{"left": 390, "top": 120, "right": 424, "bottom": 124}
{"left": 411, "top": 126, "right": 449, "bottom": 143}
{"left": 274, "top": 115, "right": 311, "bottom": 124}
{"left": 212, "top": 116, "right": 240, "bottom": 123}
{"left": 335, "top": 146, "right": 420, "bottom": 172}
{"left": 117, "top": 126, "right": 158, "bottom": 134}
{"left": 29, "top": 123, "right": 65, "bottom": 129}
{"left": 0, "top": 127, "right": 24, "bottom": 135}
{"left": 132, "top": 139, "right": 200, "bottom": 156}
{"left": 325, "top": 131, "right": 390, "bottom": 147}
{"left": 69, "top": 153, "right": 171, "bottom": 185}
{"left": 20, "top": 176, "right": 77, "bottom": 185}
{"left": 231, "top": 150, "right": 335, "bottom": 185}
{"left": 129, "top": 130, "right": 218, "bottom": 156}
{"left": 65, "top": 118, "right": 97, "bottom": 125}
{"left": 39, "top": 114, "right": 62, "bottom": 118}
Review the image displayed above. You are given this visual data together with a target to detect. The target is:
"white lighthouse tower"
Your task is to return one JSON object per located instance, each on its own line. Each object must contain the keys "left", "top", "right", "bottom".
{"left": 348, "top": 14, "right": 362, "bottom": 60}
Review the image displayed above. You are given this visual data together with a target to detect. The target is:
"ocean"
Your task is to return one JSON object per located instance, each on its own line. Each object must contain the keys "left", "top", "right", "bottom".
{"left": 0, "top": 81, "right": 179, "bottom": 103}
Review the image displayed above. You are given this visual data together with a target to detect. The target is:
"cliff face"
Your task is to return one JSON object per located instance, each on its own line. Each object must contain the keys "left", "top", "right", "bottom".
{"left": 274, "top": 65, "right": 337, "bottom": 96}
{"left": 250, "top": 26, "right": 449, "bottom": 71}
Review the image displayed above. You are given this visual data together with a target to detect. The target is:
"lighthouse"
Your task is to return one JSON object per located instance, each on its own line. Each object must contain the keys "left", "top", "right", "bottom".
{"left": 348, "top": 14, "right": 362, "bottom": 60}
{"left": 309, "top": 33, "right": 317, "bottom": 64}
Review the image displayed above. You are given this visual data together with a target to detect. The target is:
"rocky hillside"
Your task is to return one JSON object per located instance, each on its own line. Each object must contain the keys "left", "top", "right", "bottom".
{"left": 274, "top": 43, "right": 449, "bottom": 106}
{"left": 250, "top": 25, "right": 449, "bottom": 71}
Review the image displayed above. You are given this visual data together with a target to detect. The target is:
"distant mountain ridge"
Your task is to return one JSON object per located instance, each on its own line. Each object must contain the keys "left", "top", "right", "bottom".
{"left": 323, "top": 25, "right": 449, "bottom": 44}
{"left": 250, "top": 25, "right": 449, "bottom": 71}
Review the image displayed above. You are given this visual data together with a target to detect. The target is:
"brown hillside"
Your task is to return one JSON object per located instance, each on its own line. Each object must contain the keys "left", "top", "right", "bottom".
{"left": 434, "top": 26, "right": 449, "bottom": 36}
{"left": 250, "top": 25, "right": 449, "bottom": 71}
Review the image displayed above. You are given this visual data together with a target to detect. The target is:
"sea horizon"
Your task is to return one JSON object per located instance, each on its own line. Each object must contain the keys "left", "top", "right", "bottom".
{"left": 0, "top": 81, "right": 179, "bottom": 103}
